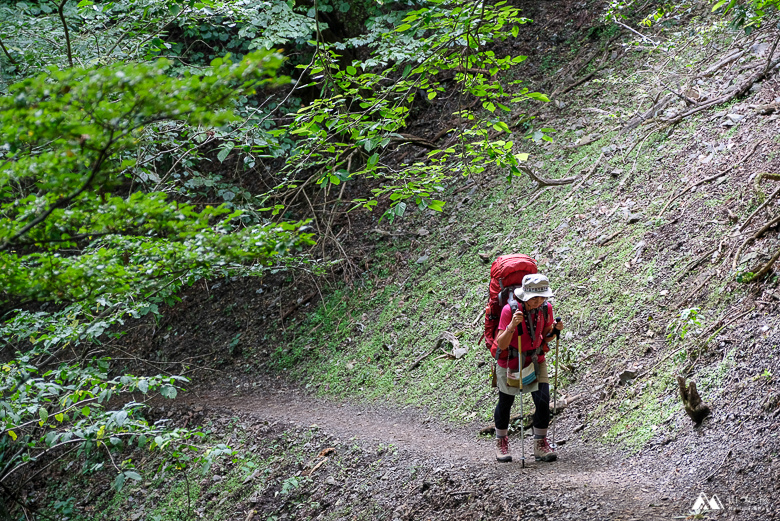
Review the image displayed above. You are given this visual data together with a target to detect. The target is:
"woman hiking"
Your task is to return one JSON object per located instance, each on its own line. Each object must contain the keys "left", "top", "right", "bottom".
{"left": 493, "top": 273, "right": 564, "bottom": 463}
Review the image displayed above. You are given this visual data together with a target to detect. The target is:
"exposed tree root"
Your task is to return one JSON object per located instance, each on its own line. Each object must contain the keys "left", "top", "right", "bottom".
{"left": 659, "top": 56, "right": 780, "bottom": 127}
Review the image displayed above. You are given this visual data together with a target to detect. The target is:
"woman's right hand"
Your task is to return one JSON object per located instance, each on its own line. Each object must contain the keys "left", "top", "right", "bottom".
{"left": 510, "top": 310, "right": 523, "bottom": 328}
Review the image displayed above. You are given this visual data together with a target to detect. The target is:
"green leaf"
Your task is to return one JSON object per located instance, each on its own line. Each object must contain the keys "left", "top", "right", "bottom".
{"left": 39, "top": 407, "right": 48, "bottom": 424}
{"left": 427, "top": 200, "right": 445, "bottom": 212}
{"left": 527, "top": 92, "right": 550, "bottom": 102}
{"left": 55, "top": 413, "right": 64, "bottom": 423}
{"left": 81, "top": 406, "right": 91, "bottom": 417}
{"left": 511, "top": 25, "right": 519, "bottom": 37}
{"left": 137, "top": 379, "right": 149, "bottom": 394}
{"left": 125, "top": 471, "right": 142, "bottom": 481}
{"left": 514, "top": 153, "right": 529, "bottom": 161}
{"left": 160, "top": 385, "right": 178, "bottom": 399}
{"left": 396, "top": 23, "right": 412, "bottom": 32}
{"left": 217, "top": 142, "right": 235, "bottom": 163}
{"left": 346, "top": 66, "right": 357, "bottom": 76}
{"left": 428, "top": 91, "right": 436, "bottom": 100}
{"left": 711, "top": 0, "right": 728, "bottom": 11}
{"left": 113, "top": 472, "right": 126, "bottom": 491}
{"left": 7, "top": 431, "right": 16, "bottom": 441}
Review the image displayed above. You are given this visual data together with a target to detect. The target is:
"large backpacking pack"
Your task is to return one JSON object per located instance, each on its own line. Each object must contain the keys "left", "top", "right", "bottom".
{"left": 482, "top": 253, "right": 538, "bottom": 358}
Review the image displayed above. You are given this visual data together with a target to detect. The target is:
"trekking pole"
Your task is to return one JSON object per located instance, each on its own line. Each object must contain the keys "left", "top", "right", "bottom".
{"left": 552, "top": 317, "right": 561, "bottom": 448}
{"left": 520, "top": 391, "right": 525, "bottom": 468}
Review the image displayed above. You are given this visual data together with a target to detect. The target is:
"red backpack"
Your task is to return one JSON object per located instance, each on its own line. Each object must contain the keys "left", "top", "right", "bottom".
{"left": 482, "top": 254, "right": 538, "bottom": 357}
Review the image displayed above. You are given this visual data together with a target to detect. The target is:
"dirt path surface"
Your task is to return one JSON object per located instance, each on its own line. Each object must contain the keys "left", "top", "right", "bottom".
{"left": 202, "top": 382, "right": 686, "bottom": 521}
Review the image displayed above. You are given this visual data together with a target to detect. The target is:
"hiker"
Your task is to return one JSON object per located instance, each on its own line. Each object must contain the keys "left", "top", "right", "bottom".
{"left": 493, "top": 273, "right": 563, "bottom": 463}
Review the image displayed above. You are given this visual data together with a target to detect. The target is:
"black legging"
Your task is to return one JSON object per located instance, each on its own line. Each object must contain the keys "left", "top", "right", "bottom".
{"left": 494, "top": 383, "right": 550, "bottom": 431}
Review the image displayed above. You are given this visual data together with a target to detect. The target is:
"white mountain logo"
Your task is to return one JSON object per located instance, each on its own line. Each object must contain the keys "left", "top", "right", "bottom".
{"left": 691, "top": 492, "right": 725, "bottom": 514}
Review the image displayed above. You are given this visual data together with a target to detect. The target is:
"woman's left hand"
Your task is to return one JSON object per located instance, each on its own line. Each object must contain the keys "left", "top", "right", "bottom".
{"left": 554, "top": 320, "right": 564, "bottom": 331}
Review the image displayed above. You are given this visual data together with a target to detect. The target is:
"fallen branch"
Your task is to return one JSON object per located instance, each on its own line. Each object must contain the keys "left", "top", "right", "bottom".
{"left": 0, "top": 36, "right": 16, "bottom": 64}
{"left": 280, "top": 291, "right": 318, "bottom": 321}
{"left": 762, "top": 32, "right": 780, "bottom": 77}
{"left": 658, "top": 140, "right": 764, "bottom": 217}
{"left": 408, "top": 348, "right": 435, "bottom": 371}
{"left": 659, "top": 80, "right": 697, "bottom": 106}
{"left": 613, "top": 18, "right": 659, "bottom": 46}
{"left": 696, "top": 49, "right": 745, "bottom": 78}
{"left": 699, "top": 306, "right": 755, "bottom": 347}
{"left": 753, "top": 172, "right": 780, "bottom": 197}
{"left": 518, "top": 165, "right": 578, "bottom": 187}
{"left": 621, "top": 94, "right": 674, "bottom": 134}
{"left": 392, "top": 133, "right": 439, "bottom": 150}
{"left": 303, "top": 457, "right": 328, "bottom": 476}
{"left": 553, "top": 45, "right": 623, "bottom": 98}
{"left": 702, "top": 449, "right": 732, "bottom": 483}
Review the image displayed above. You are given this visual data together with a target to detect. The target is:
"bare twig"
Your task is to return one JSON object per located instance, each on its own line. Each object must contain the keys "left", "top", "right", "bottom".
{"left": 702, "top": 449, "right": 732, "bottom": 482}
{"left": 763, "top": 32, "right": 780, "bottom": 77}
{"left": 55, "top": 0, "right": 73, "bottom": 68}
{"left": 613, "top": 18, "right": 658, "bottom": 46}
{"left": 0, "top": 37, "right": 17, "bottom": 64}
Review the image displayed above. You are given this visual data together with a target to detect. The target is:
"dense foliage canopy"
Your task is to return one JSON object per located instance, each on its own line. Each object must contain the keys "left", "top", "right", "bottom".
{"left": 0, "top": 0, "right": 553, "bottom": 512}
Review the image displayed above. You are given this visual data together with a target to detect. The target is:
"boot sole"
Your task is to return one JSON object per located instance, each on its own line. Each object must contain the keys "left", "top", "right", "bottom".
{"left": 496, "top": 456, "right": 512, "bottom": 463}
{"left": 535, "top": 455, "right": 557, "bottom": 462}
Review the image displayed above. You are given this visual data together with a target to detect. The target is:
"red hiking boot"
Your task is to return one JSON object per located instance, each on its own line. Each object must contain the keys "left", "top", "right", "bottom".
{"left": 534, "top": 437, "right": 557, "bottom": 462}
{"left": 495, "top": 436, "right": 512, "bottom": 463}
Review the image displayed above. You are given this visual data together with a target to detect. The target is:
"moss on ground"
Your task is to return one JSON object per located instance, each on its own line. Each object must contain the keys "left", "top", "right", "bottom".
{"left": 240, "top": 16, "right": 772, "bottom": 453}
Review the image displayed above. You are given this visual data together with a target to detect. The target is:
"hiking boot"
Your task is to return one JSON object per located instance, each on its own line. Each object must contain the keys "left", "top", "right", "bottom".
{"left": 534, "top": 437, "right": 557, "bottom": 462}
{"left": 495, "top": 436, "right": 512, "bottom": 463}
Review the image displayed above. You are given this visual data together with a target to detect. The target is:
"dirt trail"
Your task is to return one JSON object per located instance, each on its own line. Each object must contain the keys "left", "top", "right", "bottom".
{"left": 202, "top": 381, "right": 686, "bottom": 521}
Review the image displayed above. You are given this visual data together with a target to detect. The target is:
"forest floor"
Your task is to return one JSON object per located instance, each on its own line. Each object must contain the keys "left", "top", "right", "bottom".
{"left": 112, "top": 369, "right": 772, "bottom": 521}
